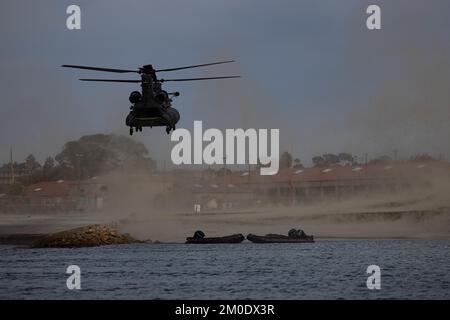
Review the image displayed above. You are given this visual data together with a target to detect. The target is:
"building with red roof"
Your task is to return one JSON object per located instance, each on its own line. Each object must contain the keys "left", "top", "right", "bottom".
{"left": 188, "top": 160, "right": 450, "bottom": 208}
{"left": 20, "top": 179, "right": 108, "bottom": 212}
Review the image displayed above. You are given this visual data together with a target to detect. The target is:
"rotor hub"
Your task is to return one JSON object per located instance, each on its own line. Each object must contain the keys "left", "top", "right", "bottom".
{"left": 139, "top": 64, "right": 155, "bottom": 74}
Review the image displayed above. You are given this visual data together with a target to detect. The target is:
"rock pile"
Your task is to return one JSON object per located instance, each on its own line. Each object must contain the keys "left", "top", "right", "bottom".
{"left": 32, "top": 225, "right": 139, "bottom": 248}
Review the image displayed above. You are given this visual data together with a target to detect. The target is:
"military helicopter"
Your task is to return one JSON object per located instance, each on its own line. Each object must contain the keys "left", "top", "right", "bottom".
{"left": 62, "top": 60, "right": 240, "bottom": 135}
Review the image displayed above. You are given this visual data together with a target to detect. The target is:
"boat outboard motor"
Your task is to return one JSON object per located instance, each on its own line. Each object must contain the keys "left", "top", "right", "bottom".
{"left": 193, "top": 230, "right": 205, "bottom": 239}
{"left": 288, "top": 228, "right": 298, "bottom": 238}
{"left": 288, "top": 228, "right": 306, "bottom": 238}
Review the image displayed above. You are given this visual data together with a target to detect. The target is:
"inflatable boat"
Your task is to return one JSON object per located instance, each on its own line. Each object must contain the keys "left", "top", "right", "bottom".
{"left": 185, "top": 231, "right": 245, "bottom": 244}
{"left": 247, "top": 229, "right": 314, "bottom": 243}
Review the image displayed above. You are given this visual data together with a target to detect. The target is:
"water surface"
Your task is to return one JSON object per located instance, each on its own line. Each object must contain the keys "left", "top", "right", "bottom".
{"left": 1, "top": 240, "right": 449, "bottom": 299}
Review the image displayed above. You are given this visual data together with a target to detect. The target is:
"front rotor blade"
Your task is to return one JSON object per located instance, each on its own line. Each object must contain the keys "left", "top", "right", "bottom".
{"left": 160, "top": 76, "right": 241, "bottom": 82}
{"left": 79, "top": 79, "right": 141, "bottom": 83}
{"left": 155, "top": 60, "right": 236, "bottom": 72}
{"left": 62, "top": 65, "right": 138, "bottom": 73}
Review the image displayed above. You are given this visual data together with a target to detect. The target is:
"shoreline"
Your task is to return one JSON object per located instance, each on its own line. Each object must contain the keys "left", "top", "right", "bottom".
{"left": 1, "top": 207, "right": 449, "bottom": 244}
{"left": 1, "top": 233, "right": 449, "bottom": 246}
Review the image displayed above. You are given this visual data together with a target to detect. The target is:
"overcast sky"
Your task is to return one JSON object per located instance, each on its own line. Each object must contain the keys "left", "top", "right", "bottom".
{"left": 1, "top": 0, "right": 450, "bottom": 168}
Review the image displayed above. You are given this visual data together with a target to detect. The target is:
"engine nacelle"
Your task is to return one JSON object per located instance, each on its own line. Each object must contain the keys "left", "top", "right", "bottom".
{"left": 165, "top": 107, "right": 180, "bottom": 125}
{"left": 129, "top": 91, "right": 142, "bottom": 104}
{"left": 155, "top": 91, "right": 168, "bottom": 103}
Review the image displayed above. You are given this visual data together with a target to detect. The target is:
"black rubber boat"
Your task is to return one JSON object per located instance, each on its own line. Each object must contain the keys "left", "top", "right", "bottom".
{"left": 247, "top": 229, "right": 314, "bottom": 243}
{"left": 185, "top": 231, "right": 245, "bottom": 244}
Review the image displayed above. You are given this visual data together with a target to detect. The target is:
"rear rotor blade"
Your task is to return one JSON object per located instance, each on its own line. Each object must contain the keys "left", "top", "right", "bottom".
{"left": 155, "top": 60, "right": 236, "bottom": 72}
{"left": 79, "top": 79, "right": 141, "bottom": 83}
{"left": 62, "top": 65, "right": 138, "bottom": 73}
{"left": 160, "top": 76, "right": 241, "bottom": 82}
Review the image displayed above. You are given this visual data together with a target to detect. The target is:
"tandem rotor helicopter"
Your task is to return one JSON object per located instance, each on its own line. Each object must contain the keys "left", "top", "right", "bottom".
{"left": 62, "top": 60, "right": 240, "bottom": 135}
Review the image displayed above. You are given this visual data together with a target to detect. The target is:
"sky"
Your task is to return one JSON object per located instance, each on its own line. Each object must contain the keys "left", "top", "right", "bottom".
{"left": 1, "top": 0, "right": 450, "bottom": 168}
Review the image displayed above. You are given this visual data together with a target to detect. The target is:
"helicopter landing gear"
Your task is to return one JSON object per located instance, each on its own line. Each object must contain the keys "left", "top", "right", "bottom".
{"left": 165, "top": 125, "right": 175, "bottom": 134}
{"left": 130, "top": 127, "right": 143, "bottom": 135}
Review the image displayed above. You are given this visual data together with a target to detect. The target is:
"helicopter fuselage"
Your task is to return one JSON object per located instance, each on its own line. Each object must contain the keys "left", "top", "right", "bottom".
{"left": 62, "top": 60, "right": 239, "bottom": 136}
{"left": 125, "top": 105, "right": 180, "bottom": 133}
{"left": 125, "top": 72, "right": 180, "bottom": 135}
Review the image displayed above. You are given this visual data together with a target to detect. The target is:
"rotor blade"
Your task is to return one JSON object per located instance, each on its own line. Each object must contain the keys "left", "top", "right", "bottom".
{"left": 62, "top": 65, "right": 138, "bottom": 73}
{"left": 160, "top": 76, "right": 240, "bottom": 82}
{"left": 155, "top": 60, "right": 236, "bottom": 72}
{"left": 79, "top": 79, "right": 141, "bottom": 83}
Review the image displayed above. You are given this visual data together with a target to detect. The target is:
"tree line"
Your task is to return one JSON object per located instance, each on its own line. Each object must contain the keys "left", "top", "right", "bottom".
{"left": 1, "top": 134, "right": 156, "bottom": 187}
{"left": 278, "top": 151, "right": 438, "bottom": 169}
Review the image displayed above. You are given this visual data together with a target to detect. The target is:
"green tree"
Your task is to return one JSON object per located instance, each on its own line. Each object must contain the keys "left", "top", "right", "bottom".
{"left": 322, "top": 153, "right": 340, "bottom": 166}
{"left": 280, "top": 151, "right": 293, "bottom": 169}
{"left": 312, "top": 156, "right": 325, "bottom": 167}
{"left": 25, "top": 154, "right": 41, "bottom": 172}
{"left": 55, "top": 134, "right": 152, "bottom": 179}
{"left": 293, "top": 158, "right": 303, "bottom": 168}
{"left": 43, "top": 157, "right": 55, "bottom": 171}
{"left": 338, "top": 153, "right": 355, "bottom": 165}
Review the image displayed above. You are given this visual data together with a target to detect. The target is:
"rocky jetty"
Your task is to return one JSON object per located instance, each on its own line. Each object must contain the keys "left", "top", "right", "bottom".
{"left": 32, "top": 225, "right": 140, "bottom": 248}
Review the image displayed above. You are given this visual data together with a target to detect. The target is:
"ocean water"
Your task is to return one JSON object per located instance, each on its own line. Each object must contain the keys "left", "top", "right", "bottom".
{"left": 0, "top": 240, "right": 449, "bottom": 299}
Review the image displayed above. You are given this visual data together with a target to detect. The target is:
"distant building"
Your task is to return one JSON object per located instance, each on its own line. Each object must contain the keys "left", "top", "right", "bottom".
{"left": 0, "top": 163, "right": 32, "bottom": 185}
{"left": 0, "top": 179, "right": 108, "bottom": 213}
{"left": 188, "top": 161, "right": 450, "bottom": 208}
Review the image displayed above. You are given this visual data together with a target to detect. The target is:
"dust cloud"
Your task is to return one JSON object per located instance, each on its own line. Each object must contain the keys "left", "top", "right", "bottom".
{"left": 92, "top": 164, "right": 450, "bottom": 242}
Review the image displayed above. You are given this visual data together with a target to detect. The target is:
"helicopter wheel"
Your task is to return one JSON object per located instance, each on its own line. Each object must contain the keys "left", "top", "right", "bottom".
{"left": 129, "top": 127, "right": 133, "bottom": 136}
